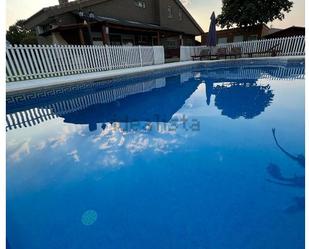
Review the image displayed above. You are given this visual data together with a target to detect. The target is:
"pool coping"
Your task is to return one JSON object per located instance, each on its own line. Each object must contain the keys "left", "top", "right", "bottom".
{"left": 6, "top": 55, "right": 305, "bottom": 94}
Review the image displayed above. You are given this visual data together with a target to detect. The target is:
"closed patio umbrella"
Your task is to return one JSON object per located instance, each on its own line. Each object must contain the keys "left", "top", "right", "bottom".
{"left": 207, "top": 12, "right": 217, "bottom": 54}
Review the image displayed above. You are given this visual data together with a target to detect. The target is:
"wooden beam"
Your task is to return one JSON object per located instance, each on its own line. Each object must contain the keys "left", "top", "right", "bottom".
{"left": 87, "top": 23, "right": 94, "bottom": 45}
{"left": 101, "top": 25, "right": 110, "bottom": 45}
{"left": 79, "top": 28, "right": 85, "bottom": 45}
{"left": 179, "top": 34, "right": 184, "bottom": 46}
{"left": 157, "top": 31, "right": 161, "bottom": 45}
{"left": 54, "top": 22, "right": 185, "bottom": 37}
{"left": 108, "top": 24, "right": 157, "bottom": 33}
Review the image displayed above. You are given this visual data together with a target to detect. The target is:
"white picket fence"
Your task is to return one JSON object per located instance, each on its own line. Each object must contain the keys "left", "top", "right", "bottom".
{"left": 6, "top": 77, "right": 166, "bottom": 131}
{"left": 180, "top": 36, "right": 305, "bottom": 61}
{"left": 6, "top": 45, "right": 165, "bottom": 82}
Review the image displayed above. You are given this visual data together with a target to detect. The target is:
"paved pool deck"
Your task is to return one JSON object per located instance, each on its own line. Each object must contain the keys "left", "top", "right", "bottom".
{"left": 6, "top": 56, "right": 304, "bottom": 94}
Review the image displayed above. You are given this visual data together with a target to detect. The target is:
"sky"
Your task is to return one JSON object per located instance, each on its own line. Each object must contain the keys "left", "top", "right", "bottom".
{"left": 6, "top": 0, "right": 305, "bottom": 31}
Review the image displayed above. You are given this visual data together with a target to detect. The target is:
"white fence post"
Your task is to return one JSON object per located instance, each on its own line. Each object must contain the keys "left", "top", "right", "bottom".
{"left": 139, "top": 45, "right": 143, "bottom": 67}
{"left": 105, "top": 45, "right": 112, "bottom": 70}
{"left": 153, "top": 46, "right": 165, "bottom": 65}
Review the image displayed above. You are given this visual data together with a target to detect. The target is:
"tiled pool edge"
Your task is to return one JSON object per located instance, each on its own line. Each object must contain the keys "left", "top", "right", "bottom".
{"left": 6, "top": 61, "right": 202, "bottom": 94}
{"left": 6, "top": 56, "right": 305, "bottom": 94}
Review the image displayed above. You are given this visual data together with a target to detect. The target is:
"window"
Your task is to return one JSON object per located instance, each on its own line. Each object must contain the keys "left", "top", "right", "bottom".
{"left": 36, "top": 26, "right": 44, "bottom": 35}
{"left": 134, "top": 0, "right": 146, "bottom": 8}
{"left": 218, "top": 37, "right": 228, "bottom": 44}
{"left": 122, "top": 34, "right": 135, "bottom": 46}
{"left": 183, "top": 38, "right": 195, "bottom": 46}
{"left": 248, "top": 35, "right": 258, "bottom": 41}
{"left": 110, "top": 35, "right": 122, "bottom": 45}
{"left": 161, "top": 38, "right": 178, "bottom": 49}
{"left": 152, "top": 36, "right": 159, "bottom": 45}
{"left": 92, "top": 32, "right": 102, "bottom": 40}
{"left": 168, "top": 6, "right": 173, "bottom": 18}
{"left": 179, "top": 9, "right": 183, "bottom": 21}
{"left": 233, "top": 35, "right": 244, "bottom": 42}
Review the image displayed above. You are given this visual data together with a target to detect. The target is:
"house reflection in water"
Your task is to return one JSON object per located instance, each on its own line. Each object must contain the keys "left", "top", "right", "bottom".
{"left": 6, "top": 70, "right": 201, "bottom": 132}
{"left": 61, "top": 74, "right": 200, "bottom": 132}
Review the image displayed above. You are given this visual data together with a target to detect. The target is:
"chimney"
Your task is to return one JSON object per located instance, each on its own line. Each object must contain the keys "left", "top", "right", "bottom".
{"left": 59, "top": 0, "right": 69, "bottom": 5}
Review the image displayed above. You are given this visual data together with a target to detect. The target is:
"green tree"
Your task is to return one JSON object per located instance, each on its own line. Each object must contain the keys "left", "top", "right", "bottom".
{"left": 6, "top": 20, "right": 38, "bottom": 45}
{"left": 217, "top": 0, "right": 293, "bottom": 28}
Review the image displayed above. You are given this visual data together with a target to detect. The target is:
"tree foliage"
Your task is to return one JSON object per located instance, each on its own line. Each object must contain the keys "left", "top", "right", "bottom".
{"left": 6, "top": 20, "right": 38, "bottom": 45}
{"left": 217, "top": 0, "right": 294, "bottom": 28}
{"left": 214, "top": 83, "right": 274, "bottom": 119}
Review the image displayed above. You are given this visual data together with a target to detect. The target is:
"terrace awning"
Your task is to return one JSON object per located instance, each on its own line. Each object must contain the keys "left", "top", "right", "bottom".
{"left": 73, "top": 12, "right": 186, "bottom": 34}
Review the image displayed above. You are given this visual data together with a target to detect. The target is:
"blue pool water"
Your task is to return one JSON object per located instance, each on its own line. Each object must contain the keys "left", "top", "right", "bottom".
{"left": 7, "top": 58, "right": 305, "bottom": 249}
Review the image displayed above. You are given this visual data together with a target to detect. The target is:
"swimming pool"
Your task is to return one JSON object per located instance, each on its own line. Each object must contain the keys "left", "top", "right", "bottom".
{"left": 7, "top": 58, "right": 305, "bottom": 249}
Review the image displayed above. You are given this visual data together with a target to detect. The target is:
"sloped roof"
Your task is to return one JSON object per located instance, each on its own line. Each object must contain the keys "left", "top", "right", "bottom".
{"left": 267, "top": 28, "right": 283, "bottom": 35}
{"left": 25, "top": 0, "right": 204, "bottom": 34}
{"left": 174, "top": 0, "right": 204, "bottom": 33}
{"left": 263, "top": 26, "right": 305, "bottom": 38}
{"left": 203, "top": 23, "right": 270, "bottom": 35}
{"left": 25, "top": 0, "right": 112, "bottom": 28}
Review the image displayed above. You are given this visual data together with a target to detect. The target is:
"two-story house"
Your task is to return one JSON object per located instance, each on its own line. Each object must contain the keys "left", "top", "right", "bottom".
{"left": 24, "top": 0, "right": 204, "bottom": 58}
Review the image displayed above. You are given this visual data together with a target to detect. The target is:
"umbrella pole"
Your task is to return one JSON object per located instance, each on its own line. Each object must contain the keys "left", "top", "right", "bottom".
{"left": 210, "top": 46, "right": 215, "bottom": 60}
